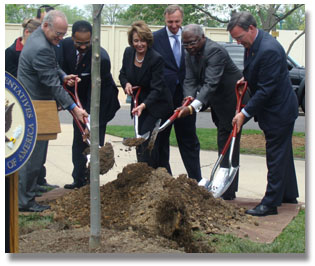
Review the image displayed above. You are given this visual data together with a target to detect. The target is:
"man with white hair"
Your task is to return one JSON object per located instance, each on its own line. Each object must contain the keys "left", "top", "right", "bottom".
{"left": 178, "top": 24, "right": 248, "bottom": 200}
{"left": 18, "top": 10, "right": 88, "bottom": 212}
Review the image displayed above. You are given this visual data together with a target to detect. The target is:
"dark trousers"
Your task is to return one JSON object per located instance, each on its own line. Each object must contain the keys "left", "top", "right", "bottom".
{"left": 36, "top": 141, "right": 48, "bottom": 185}
{"left": 18, "top": 140, "right": 48, "bottom": 208}
{"left": 261, "top": 122, "right": 299, "bottom": 207}
{"left": 72, "top": 120, "right": 106, "bottom": 184}
{"left": 157, "top": 85, "right": 202, "bottom": 181}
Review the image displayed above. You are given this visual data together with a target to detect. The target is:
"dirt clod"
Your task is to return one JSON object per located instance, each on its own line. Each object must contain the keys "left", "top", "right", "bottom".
{"left": 122, "top": 137, "right": 146, "bottom": 147}
{"left": 84, "top": 142, "right": 115, "bottom": 175}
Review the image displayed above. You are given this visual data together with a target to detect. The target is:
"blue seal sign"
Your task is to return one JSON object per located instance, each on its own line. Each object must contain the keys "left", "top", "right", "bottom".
{"left": 5, "top": 72, "right": 37, "bottom": 175}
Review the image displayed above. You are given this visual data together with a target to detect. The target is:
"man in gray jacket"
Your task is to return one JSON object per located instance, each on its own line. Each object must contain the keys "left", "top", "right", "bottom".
{"left": 18, "top": 10, "right": 88, "bottom": 212}
{"left": 178, "top": 24, "right": 247, "bottom": 200}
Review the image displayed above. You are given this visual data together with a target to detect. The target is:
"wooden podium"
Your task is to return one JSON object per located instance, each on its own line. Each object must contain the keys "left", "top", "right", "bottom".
{"left": 7, "top": 100, "right": 61, "bottom": 253}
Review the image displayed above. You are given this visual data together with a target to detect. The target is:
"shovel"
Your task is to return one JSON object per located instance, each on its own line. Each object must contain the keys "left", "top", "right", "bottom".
{"left": 122, "top": 86, "right": 150, "bottom": 147}
{"left": 63, "top": 79, "right": 91, "bottom": 145}
{"left": 64, "top": 79, "right": 115, "bottom": 175}
{"left": 206, "top": 81, "right": 248, "bottom": 198}
{"left": 147, "top": 96, "right": 194, "bottom": 151}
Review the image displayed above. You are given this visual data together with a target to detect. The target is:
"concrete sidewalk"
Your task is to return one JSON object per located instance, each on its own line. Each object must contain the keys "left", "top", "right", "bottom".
{"left": 45, "top": 123, "right": 305, "bottom": 204}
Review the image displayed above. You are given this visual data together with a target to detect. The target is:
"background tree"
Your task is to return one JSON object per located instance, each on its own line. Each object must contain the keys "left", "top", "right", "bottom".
{"left": 116, "top": 4, "right": 221, "bottom": 26}
{"left": 193, "top": 4, "right": 304, "bottom": 31}
{"left": 5, "top": 4, "right": 86, "bottom": 24}
{"left": 84, "top": 4, "right": 127, "bottom": 25}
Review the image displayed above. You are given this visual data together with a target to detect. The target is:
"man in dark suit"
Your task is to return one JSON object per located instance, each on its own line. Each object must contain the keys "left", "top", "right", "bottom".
{"left": 178, "top": 24, "right": 246, "bottom": 200}
{"left": 228, "top": 11, "right": 299, "bottom": 216}
{"left": 152, "top": 5, "right": 202, "bottom": 182}
{"left": 61, "top": 20, "right": 120, "bottom": 189}
{"left": 17, "top": 10, "right": 88, "bottom": 212}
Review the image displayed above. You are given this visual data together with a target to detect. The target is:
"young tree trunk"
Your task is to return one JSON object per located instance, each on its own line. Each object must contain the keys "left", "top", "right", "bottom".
{"left": 89, "top": 4, "right": 103, "bottom": 250}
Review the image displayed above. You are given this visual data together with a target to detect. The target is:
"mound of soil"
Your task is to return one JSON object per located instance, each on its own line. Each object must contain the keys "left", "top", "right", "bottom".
{"left": 45, "top": 163, "right": 252, "bottom": 252}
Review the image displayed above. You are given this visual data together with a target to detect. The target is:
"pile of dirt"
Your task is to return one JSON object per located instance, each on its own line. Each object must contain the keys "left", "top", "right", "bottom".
{"left": 47, "top": 162, "right": 252, "bottom": 252}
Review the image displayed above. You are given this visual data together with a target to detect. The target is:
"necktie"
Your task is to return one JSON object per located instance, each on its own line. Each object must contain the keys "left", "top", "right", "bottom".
{"left": 76, "top": 52, "right": 83, "bottom": 67}
{"left": 172, "top": 34, "right": 181, "bottom": 67}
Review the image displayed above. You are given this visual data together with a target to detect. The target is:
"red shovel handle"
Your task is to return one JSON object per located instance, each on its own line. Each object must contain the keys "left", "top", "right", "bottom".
{"left": 63, "top": 79, "right": 88, "bottom": 137}
{"left": 168, "top": 97, "right": 193, "bottom": 122}
{"left": 232, "top": 81, "right": 248, "bottom": 138}
{"left": 131, "top": 86, "right": 141, "bottom": 108}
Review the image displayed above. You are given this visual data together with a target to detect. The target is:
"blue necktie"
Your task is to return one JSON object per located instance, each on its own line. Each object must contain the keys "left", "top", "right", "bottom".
{"left": 172, "top": 34, "right": 181, "bottom": 67}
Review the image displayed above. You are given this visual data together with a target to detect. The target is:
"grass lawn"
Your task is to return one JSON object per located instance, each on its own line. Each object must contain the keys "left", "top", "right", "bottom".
{"left": 106, "top": 125, "right": 305, "bottom": 159}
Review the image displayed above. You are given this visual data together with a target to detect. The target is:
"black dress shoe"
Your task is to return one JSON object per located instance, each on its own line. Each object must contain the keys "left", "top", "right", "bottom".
{"left": 245, "top": 204, "right": 278, "bottom": 217}
{"left": 282, "top": 198, "right": 298, "bottom": 204}
{"left": 64, "top": 181, "right": 86, "bottom": 189}
{"left": 19, "top": 202, "right": 50, "bottom": 212}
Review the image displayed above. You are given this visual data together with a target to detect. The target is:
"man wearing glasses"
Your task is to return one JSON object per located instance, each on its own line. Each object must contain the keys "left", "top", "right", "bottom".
{"left": 60, "top": 20, "right": 120, "bottom": 189}
{"left": 177, "top": 24, "right": 248, "bottom": 200}
{"left": 17, "top": 11, "right": 88, "bottom": 212}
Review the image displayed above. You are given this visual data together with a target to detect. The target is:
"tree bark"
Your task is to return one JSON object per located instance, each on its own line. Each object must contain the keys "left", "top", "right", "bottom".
{"left": 89, "top": 4, "right": 103, "bottom": 250}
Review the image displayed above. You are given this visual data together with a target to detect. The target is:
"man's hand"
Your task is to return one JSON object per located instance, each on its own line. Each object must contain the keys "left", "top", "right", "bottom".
{"left": 64, "top": 74, "right": 81, "bottom": 87}
{"left": 72, "top": 106, "right": 88, "bottom": 124}
{"left": 232, "top": 112, "right": 246, "bottom": 133}
{"left": 177, "top": 105, "right": 193, "bottom": 118}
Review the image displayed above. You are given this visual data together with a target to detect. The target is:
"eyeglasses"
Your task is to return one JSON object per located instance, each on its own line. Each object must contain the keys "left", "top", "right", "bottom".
{"left": 48, "top": 24, "right": 68, "bottom": 37}
{"left": 73, "top": 40, "right": 91, "bottom": 46}
{"left": 182, "top": 38, "right": 200, "bottom": 48}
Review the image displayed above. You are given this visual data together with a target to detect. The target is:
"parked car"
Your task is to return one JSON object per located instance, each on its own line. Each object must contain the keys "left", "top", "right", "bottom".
{"left": 219, "top": 42, "right": 305, "bottom": 113}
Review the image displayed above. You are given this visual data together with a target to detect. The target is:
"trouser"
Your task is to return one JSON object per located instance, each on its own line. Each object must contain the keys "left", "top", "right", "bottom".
{"left": 72, "top": 120, "right": 106, "bottom": 185}
{"left": 261, "top": 122, "right": 299, "bottom": 207}
{"left": 157, "top": 85, "right": 202, "bottom": 181}
{"left": 36, "top": 141, "right": 49, "bottom": 185}
{"left": 18, "top": 140, "right": 48, "bottom": 208}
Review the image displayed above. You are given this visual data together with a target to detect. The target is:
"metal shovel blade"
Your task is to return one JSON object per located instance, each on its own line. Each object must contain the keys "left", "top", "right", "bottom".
{"left": 147, "top": 119, "right": 161, "bottom": 152}
{"left": 207, "top": 166, "right": 239, "bottom": 198}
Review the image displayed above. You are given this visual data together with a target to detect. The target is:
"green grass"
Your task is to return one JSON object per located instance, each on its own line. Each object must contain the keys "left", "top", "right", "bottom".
{"left": 19, "top": 213, "right": 54, "bottom": 234}
{"left": 106, "top": 125, "right": 305, "bottom": 158}
{"left": 193, "top": 209, "right": 305, "bottom": 253}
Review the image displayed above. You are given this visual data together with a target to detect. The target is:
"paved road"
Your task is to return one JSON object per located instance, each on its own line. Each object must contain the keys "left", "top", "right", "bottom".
{"left": 59, "top": 104, "right": 305, "bottom": 133}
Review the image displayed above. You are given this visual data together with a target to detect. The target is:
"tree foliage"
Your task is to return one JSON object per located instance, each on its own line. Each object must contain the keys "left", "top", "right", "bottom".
{"left": 5, "top": 4, "right": 305, "bottom": 30}
{"left": 5, "top": 4, "right": 86, "bottom": 24}
{"left": 84, "top": 4, "right": 128, "bottom": 25}
{"left": 116, "top": 4, "right": 222, "bottom": 27}
{"left": 193, "top": 4, "right": 304, "bottom": 31}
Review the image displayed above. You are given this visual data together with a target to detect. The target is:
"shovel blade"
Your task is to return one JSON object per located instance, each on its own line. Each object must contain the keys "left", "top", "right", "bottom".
{"left": 147, "top": 119, "right": 161, "bottom": 152}
{"left": 207, "top": 166, "right": 239, "bottom": 198}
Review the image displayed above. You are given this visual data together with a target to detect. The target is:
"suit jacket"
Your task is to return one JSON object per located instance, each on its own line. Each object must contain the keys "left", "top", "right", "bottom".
{"left": 152, "top": 27, "right": 185, "bottom": 97}
{"left": 243, "top": 29, "right": 298, "bottom": 131}
{"left": 17, "top": 27, "right": 73, "bottom": 109}
{"left": 5, "top": 37, "right": 22, "bottom": 78}
{"left": 60, "top": 37, "right": 120, "bottom": 126}
{"left": 119, "top": 46, "right": 173, "bottom": 119}
{"left": 183, "top": 38, "right": 243, "bottom": 129}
